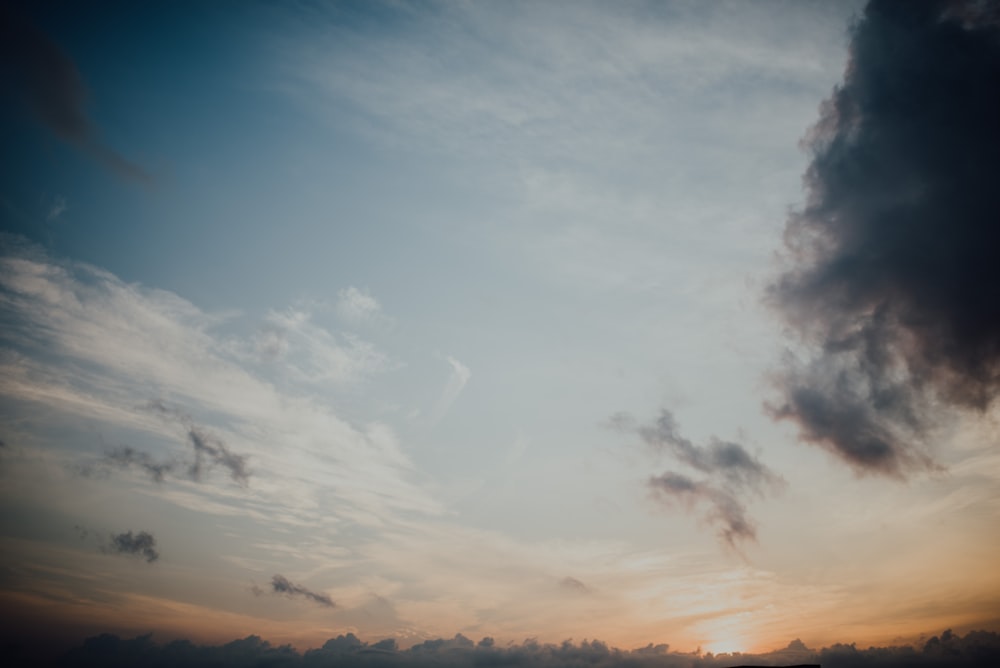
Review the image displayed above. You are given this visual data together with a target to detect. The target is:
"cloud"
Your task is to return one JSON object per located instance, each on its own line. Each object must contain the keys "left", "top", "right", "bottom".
{"left": 428, "top": 356, "right": 471, "bottom": 425}
{"left": 559, "top": 576, "right": 588, "bottom": 593}
{"left": 104, "top": 446, "right": 175, "bottom": 483}
{"left": 106, "top": 530, "right": 159, "bottom": 563}
{"left": 267, "top": 574, "right": 334, "bottom": 608}
{"left": 0, "top": 5, "right": 151, "bottom": 183}
{"left": 263, "top": 307, "right": 392, "bottom": 383}
{"left": 40, "top": 629, "right": 1000, "bottom": 668}
{"left": 0, "top": 237, "right": 442, "bottom": 533}
{"left": 336, "top": 286, "right": 387, "bottom": 325}
{"left": 45, "top": 195, "right": 68, "bottom": 222}
{"left": 637, "top": 410, "right": 782, "bottom": 492}
{"left": 648, "top": 471, "right": 756, "bottom": 548}
{"left": 146, "top": 400, "right": 250, "bottom": 486}
{"left": 767, "top": 0, "right": 1000, "bottom": 476}
{"left": 618, "top": 409, "right": 782, "bottom": 548}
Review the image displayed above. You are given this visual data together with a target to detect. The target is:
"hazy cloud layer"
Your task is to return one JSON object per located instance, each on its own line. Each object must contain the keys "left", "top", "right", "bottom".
{"left": 45, "top": 629, "right": 1000, "bottom": 668}
{"left": 768, "top": 0, "right": 1000, "bottom": 476}
{"left": 106, "top": 530, "right": 159, "bottom": 563}
{"left": 0, "top": 5, "right": 151, "bottom": 183}
{"left": 268, "top": 574, "right": 335, "bottom": 608}
{"left": 615, "top": 409, "right": 782, "bottom": 547}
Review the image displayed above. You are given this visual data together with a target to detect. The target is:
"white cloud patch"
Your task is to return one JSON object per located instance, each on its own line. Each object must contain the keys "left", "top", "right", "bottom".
{"left": 264, "top": 306, "right": 392, "bottom": 383}
{"left": 0, "top": 238, "right": 437, "bottom": 525}
{"left": 336, "top": 286, "right": 387, "bottom": 326}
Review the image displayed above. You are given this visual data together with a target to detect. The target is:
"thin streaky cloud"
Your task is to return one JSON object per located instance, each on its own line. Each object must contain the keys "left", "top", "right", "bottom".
{"left": 0, "top": 4, "right": 151, "bottom": 183}
{"left": 268, "top": 574, "right": 335, "bottom": 608}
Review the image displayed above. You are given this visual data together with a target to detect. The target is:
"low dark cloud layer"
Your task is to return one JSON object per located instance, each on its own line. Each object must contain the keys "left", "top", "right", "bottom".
{"left": 768, "top": 0, "right": 1000, "bottom": 476}
{"left": 0, "top": 4, "right": 151, "bottom": 183}
{"left": 614, "top": 410, "right": 782, "bottom": 548}
{"left": 268, "top": 574, "right": 335, "bottom": 608}
{"left": 40, "top": 629, "right": 1000, "bottom": 668}
{"left": 106, "top": 530, "right": 159, "bottom": 563}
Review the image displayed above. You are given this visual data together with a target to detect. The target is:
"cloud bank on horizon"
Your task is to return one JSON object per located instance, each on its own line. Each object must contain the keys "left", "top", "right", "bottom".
{"left": 768, "top": 0, "right": 1000, "bottom": 477}
{"left": 39, "top": 628, "right": 1000, "bottom": 668}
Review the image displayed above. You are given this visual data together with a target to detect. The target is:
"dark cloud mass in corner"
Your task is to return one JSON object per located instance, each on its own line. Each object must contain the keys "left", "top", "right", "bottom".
{"left": 107, "top": 530, "right": 159, "bottom": 563}
{"left": 768, "top": 0, "right": 1000, "bottom": 476}
{"left": 269, "top": 574, "right": 335, "bottom": 608}
{"left": 618, "top": 409, "right": 782, "bottom": 548}
{"left": 0, "top": 3, "right": 151, "bottom": 183}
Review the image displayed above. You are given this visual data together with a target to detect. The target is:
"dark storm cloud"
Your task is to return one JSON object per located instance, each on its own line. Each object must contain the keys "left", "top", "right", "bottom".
{"left": 269, "top": 574, "right": 335, "bottom": 608}
{"left": 616, "top": 409, "right": 782, "bottom": 547}
{"left": 144, "top": 400, "right": 250, "bottom": 486}
{"left": 45, "top": 629, "right": 1000, "bottom": 668}
{"left": 0, "top": 4, "right": 151, "bottom": 183}
{"left": 768, "top": 0, "right": 1000, "bottom": 476}
{"left": 106, "top": 530, "right": 159, "bottom": 563}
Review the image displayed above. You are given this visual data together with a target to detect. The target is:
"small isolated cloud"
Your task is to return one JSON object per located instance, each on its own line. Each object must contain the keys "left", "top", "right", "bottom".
{"left": 146, "top": 400, "right": 250, "bottom": 486}
{"left": 45, "top": 195, "right": 67, "bottom": 222}
{"left": 105, "top": 446, "right": 175, "bottom": 483}
{"left": 107, "top": 530, "right": 159, "bottom": 563}
{"left": 616, "top": 409, "right": 782, "bottom": 548}
{"left": 0, "top": 5, "right": 151, "bottom": 183}
{"left": 648, "top": 471, "right": 756, "bottom": 548}
{"left": 428, "top": 356, "right": 471, "bottom": 425}
{"left": 336, "top": 286, "right": 386, "bottom": 325}
{"left": 767, "top": 0, "right": 1000, "bottom": 477}
{"left": 559, "top": 576, "right": 588, "bottom": 593}
{"left": 267, "top": 574, "right": 334, "bottom": 608}
{"left": 637, "top": 410, "right": 783, "bottom": 493}
{"left": 187, "top": 427, "right": 249, "bottom": 486}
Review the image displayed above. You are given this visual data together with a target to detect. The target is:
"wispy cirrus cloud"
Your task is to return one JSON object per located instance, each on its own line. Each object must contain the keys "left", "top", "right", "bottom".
{"left": 0, "top": 5, "right": 151, "bottom": 183}
{"left": 427, "top": 356, "right": 471, "bottom": 426}
{"left": 0, "top": 236, "right": 441, "bottom": 529}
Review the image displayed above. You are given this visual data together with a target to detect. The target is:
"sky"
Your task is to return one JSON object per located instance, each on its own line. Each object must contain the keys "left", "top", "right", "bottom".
{"left": 1, "top": 0, "right": 999, "bottom": 665}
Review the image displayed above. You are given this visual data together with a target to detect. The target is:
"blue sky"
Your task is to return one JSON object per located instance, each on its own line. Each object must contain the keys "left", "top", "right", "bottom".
{"left": 2, "top": 0, "right": 1000, "bottom": 660}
